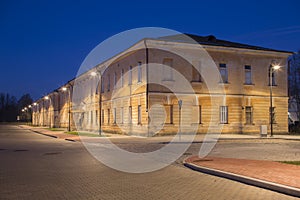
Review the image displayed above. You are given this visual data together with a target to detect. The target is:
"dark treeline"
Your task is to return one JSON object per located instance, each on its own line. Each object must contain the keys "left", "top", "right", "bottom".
{"left": 0, "top": 93, "right": 33, "bottom": 122}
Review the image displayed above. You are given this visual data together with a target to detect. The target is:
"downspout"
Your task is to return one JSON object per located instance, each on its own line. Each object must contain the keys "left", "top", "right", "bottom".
{"left": 144, "top": 39, "right": 149, "bottom": 136}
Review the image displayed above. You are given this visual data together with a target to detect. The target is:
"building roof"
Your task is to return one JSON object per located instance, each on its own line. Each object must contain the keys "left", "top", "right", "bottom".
{"left": 158, "top": 33, "right": 293, "bottom": 54}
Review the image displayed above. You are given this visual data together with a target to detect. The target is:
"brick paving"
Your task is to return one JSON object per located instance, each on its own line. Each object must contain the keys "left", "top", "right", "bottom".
{"left": 1, "top": 125, "right": 299, "bottom": 200}
{"left": 185, "top": 156, "right": 300, "bottom": 189}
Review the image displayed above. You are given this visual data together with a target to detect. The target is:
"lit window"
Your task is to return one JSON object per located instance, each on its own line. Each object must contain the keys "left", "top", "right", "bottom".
{"left": 192, "top": 105, "right": 202, "bottom": 124}
{"left": 220, "top": 106, "right": 228, "bottom": 124}
{"left": 113, "top": 108, "right": 116, "bottom": 124}
{"left": 95, "top": 110, "right": 98, "bottom": 125}
{"left": 107, "top": 109, "right": 110, "bottom": 124}
{"left": 138, "top": 105, "right": 141, "bottom": 124}
{"left": 128, "top": 106, "right": 132, "bottom": 124}
{"left": 120, "top": 107, "right": 124, "bottom": 124}
{"left": 245, "top": 106, "right": 252, "bottom": 125}
{"left": 165, "top": 105, "right": 173, "bottom": 124}
{"left": 91, "top": 111, "right": 93, "bottom": 125}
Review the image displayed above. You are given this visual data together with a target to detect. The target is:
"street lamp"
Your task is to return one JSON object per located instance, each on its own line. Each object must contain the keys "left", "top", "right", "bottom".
{"left": 91, "top": 70, "right": 103, "bottom": 136}
{"left": 44, "top": 95, "right": 52, "bottom": 128}
{"left": 178, "top": 99, "right": 183, "bottom": 141}
{"left": 32, "top": 102, "right": 38, "bottom": 126}
{"left": 269, "top": 63, "right": 281, "bottom": 137}
{"left": 62, "top": 86, "right": 71, "bottom": 132}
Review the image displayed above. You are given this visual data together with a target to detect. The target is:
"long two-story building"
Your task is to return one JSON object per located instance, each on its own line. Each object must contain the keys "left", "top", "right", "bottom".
{"left": 32, "top": 34, "right": 292, "bottom": 135}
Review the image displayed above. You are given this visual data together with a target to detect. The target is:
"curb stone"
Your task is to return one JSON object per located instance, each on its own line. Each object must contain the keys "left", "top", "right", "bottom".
{"left": 29, "top": 129, "right": 58, "bottom": 138}
{"left": 183, "top": 158, "right": 300, "bottom": 198}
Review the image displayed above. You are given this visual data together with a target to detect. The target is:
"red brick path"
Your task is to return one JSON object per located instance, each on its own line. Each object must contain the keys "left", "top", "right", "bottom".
{"left": 186, "top": 156, "right": 300, "bottom": 189}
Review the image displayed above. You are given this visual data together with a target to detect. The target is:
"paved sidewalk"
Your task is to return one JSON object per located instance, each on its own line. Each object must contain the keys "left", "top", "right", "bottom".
{"left": 18, "top": 125, "right": 129, "bottom": 142}
{"left": 185, "top": 156, "right": 300, "bottom": 197}
{"left": 19, "top": 125, "right": 300, "bottom": 143}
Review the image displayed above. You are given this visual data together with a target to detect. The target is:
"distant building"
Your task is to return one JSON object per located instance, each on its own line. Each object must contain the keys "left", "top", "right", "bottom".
{"left": 32, "top": 34, "right": 292, "bottom": 135}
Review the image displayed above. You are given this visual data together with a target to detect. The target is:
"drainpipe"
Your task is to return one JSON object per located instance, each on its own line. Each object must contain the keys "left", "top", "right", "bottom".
{"left": 144, "top": 39, "right": 149, "bottom": 136}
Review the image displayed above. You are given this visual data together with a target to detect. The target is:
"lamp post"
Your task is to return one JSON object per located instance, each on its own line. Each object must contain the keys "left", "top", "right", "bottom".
{"left": 62, "top": 86, "right": 71, "bottom": 132}
{"left": 28, "top": 105, "right": 32, "bottom": 125}
{"left": 33, "top": 102, "right": 38, "bottom": 126}
{"left": 178, "top": 99, "right": 182, "bottom": 141}
{"left": 269, "top": 63, "right": 280, "bottom": 137}
{"left": 44, "top": 95, "right": 52, "bottom": 128}
{"left": 91, "top": 70, "right": 103, "bottom": 136}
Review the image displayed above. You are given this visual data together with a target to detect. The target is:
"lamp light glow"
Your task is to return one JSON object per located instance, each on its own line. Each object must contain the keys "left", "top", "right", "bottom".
{"left": 273, "top": 65, "right": 280, "bottom": 70}
{"left": 90, "top": 71, "right": 97, "bottom": 76}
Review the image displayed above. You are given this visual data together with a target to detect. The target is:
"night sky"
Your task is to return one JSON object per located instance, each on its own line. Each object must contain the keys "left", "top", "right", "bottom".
{"left": 1, "top": 0, "right": 300, "bottom": 100}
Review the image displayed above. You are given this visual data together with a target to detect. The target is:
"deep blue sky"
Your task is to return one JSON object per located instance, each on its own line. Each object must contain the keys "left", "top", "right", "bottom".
{"left": 1, "top": 0, "right": 300, "bottom": 100}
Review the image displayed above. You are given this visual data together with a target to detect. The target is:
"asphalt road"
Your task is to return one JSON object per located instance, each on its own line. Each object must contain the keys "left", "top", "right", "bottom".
{"left": 0, "top": 125, "right": 298, "bottom": 200}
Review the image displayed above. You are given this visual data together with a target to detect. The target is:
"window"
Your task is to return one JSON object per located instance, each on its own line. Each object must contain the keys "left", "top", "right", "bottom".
{"left": 165, "top": 105, "right": 173, "bottom": 124}
{"left": 270, "top": 107, "right": 276, "bottom": 124}
{"left": 128, "top": 106, "right": 132, "bottom": 124}
{"left": 120, "top": 107, "right": 124, "bottom": 124}
{"left": 128, "top": 66, "right": 132, "bottom": 85}
{"left": 91, "top": 111, "right": 93, "bottom": 125}
{"left": 245, "top": 106, "right": 253, "bottom": 125}
{"left": 138, "top": 105, "right": 141, "bottom": 124}
{"left": 138, "top": 62, "right": 142, "bottom": 82}
{"left": 162, "top": 58, "right": 173, "bottom": 81}
{"left": 114, "top": 72, "right": 117, "bottom": 88}
{"left": 101, "top": 77, "right": 104, "bottom": 93}
{"left": 121, "top": 69, "right": 124, "bottom": 87}
{"left": 269, "top": 69, "right": 276, "bottom": 86}
{"left": 192, "top": 105, "right": 201, "bottom": 124}
{"left": 101, "top": 109, "right": 104, "bottom": 124}
{"left": 245, "top": 65, "right": 252, "bottom": 85}
{"left": 107, "top": 74, "right": 110, "bottom": 91}
{"left": 219, "top": 63, "right": 228, "bottom": 83}
{"left": 107, "top": 109, "right": 110, "bottom": 124}
{"left": 113, "top": 108, "right": 116, "bottom": 124}
{"left": 220, "top": 106, "right": 228, "bottom": 124}
{"left": 95, "top": 110, "right": 98, "bottom": 125}
{"left": 192, "top": 61, "right": 201, "bottom": 82}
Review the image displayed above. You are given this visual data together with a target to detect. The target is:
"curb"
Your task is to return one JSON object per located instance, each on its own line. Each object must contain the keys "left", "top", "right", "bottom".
{"left": 183, "top": 159, "right": 300, "bottom": 198}
{"left": 30, "top": 129, "right": 58, "bottom": 139}
{"left": 29, "top": 129, "right": 77, "bottom": 142}
{"left": 65, "top": 138, "right": 76, "bottom": 142}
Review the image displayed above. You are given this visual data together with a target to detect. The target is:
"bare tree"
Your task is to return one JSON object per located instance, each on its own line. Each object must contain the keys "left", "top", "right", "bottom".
{"left": 288, "top": 50, "right": 300, "bottom": 132}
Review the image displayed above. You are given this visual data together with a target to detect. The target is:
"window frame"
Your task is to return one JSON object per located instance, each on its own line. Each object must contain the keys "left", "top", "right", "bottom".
{"left": 244, "top": 65, "right": 252, "bottom": 85}
{"left": 220, "top": 106, "right": 228, "bottom": 124}
{"left": 219, "top": 63, "right": 228, "bottom": 83}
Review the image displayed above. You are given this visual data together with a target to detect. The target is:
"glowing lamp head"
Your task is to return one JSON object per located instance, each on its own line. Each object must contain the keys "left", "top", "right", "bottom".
{"left": 90, "top": 71, "right": 97, "bottom": 77}
{"left": 273, "top": 65, "right": 281, "bottom": 70}
{"left": 28, "top": 105, "right": 32, "bottom": 108}
{"left": 62, "top": 87, "right": 67, "bottom": 91}
{"left": 33, "top": 102, "right": 37, "bottom": 106}
{"left": 44, "top": 96, "right": 49, "bottom": 100}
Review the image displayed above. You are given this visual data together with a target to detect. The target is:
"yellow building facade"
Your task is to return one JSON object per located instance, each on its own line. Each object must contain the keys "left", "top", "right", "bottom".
{"left": 32, "top": 34, "right": 292, "bottom": 135}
